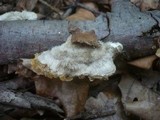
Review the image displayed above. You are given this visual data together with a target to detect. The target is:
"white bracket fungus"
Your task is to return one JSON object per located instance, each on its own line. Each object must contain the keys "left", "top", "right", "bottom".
{"left": 31, "top": 36, "right": 123, "bottom": 81}
{"left": 0, "top": 11, "right": 37, "bottom": 21}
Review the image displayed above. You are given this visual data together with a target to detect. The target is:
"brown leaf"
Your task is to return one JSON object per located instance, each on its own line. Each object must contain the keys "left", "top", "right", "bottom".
{"left": 156, "top": 48, "right": 160, "bottom": 57}
{"left": 128, "top": 55, "right": 157, "bottom": 69}
{"left": 82, "top": 92, "right": 116, "bottom": 119}
{"left": 71, "top": 29, "right": 100, "bottom": 48}
{"left": 16, "top": 62, "right": 35, "bottom": 78}
{"left": 85, "top": 0, "right": 111, "bottom": 12}
{"left": 16, "top": 0, "right": 38, "bottom": 11}
{"left": 131, "top": 0, "right": 159, "bottom": 11}
{"left": 0, "top": 4, "right": 13, "bottom": 14}
{"left": 66, "top": 2, "right": 97, "bottom": 21}
{"left": 119, "top": 74, "right": 160, "bottom": 120}
{"left": 80, "top": 0, "right": 111, "bottom": 5}
{"left": 76, "top": 87, "right": 128, "bottom": 120}
{"left": 33, "top": 76, "right": 89, "bottom": 118}
{"left": 126, "top": 65, "right": 160, "bottom": 88}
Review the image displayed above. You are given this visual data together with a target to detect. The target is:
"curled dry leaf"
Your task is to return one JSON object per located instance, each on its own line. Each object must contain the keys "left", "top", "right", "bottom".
{"left": 31, "top": 35, "right": 123, "bottom": 81}
{"left": 119, "top": 74, "right": 160, "bottom": 120}
{"left": 131, "top": 0, "right": 159, "bottom": 11}
{"left": 66, "top": 2, "right": 98, "bottom": 21}
{"left": 71, "top": 29, "right": 100, "bottom": 48}
{"left": 33, "top": 76, "right": 89, "bottom": 118}
{"left": 128, "top": 55, "right": 157, "bottom": 69}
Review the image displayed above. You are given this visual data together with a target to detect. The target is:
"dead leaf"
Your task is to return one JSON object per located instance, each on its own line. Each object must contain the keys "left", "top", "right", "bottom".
{"left": 16, "top": 0, "right": 38, "bottom": 11}
{"left": 131, "top": 0, "right": 159, "bottom": 11}
{"left": 81, "top": 92, "right": 116, "bottom": 119}
{"left": 78, "top": 88, "right": 127, "bottom": 120}
{"left": 80, "top": 0, "right": 111, "bottom": 5}
{"left": 33, "top": 76, "right": 89, "bottom": 118}
{"left": 79, "top": 0, "right": 111, "bottom": 12}
{"left": 128, "top": 55, "right": 157, "bottom": 69}
{"left": 102, "top": 86, "right": 128, "bottom": 120}
{"left": 71, "top": 29, "right": 100, "bottom": 48}
{"left": 119, "top": 74, "right": 160, "bottom": 120}
{"left": 156, "top": 48, "right": 160, "bottom": 57}
{"left": 16, "top": 63, "right": 35, "bottom": 78}
{"left": 66, "top": 2, "right": 97, "bottom": 20}
{"left": 126, "top": 65, "right": 160, "bottom": 88}
{"left": 0, "top": 4, "right": 13, "bottom": 14}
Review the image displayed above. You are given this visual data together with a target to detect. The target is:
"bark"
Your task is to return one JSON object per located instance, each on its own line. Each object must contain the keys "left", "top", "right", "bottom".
{"left": 0, "top": 16, "right": 108, "bottom": 64}
{"left": 0, "top": 77, "right": 34, "bottom": 90}
{"left": 112, "top": 36, "right": 159, "bottom": 60}
{"left": 0, "top": 0, "right": 159, "bottom": 64}
{"left": 0, "top": 20, "right": 159, "bottom": 64}
{"left": 0, "top": 88, "right": 63, "bottom": 113}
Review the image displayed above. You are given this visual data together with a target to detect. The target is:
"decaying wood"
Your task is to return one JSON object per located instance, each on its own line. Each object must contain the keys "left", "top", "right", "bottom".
{"left": 0, "top": 1, "right": 159, "bottom": 64}
{"left": 107, "top": 0, "right": 157, "bottom": 37}
{"left": 114, "top": 36, "right": 159, "bottom": 60}
{"left": 0, "top": 88, "right": 63, "bottom": 113}
{"left": 105, "top": 0, "right": 160, "bottom": 60}
{"left": 0, "top": 16, "right": 108, "bottom": 64}
{"left": 0, "top": 23, "right": 159, "bottom": 64}
{"left": 0, "top": 0, "right": 159, "bottom": 64}
{"left": 0, "top": 65, "right": 8, "bottom": 80}
{"left": 0, "top": 77, "right": 34, "bottom": 90}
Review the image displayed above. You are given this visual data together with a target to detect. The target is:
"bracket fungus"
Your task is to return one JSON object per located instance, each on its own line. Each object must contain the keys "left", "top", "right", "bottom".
{"left": 0, "top": 11, "right": 38, "bottom": 21}
{"left": 31, "top": 35, "right": 123, "bottom": 81}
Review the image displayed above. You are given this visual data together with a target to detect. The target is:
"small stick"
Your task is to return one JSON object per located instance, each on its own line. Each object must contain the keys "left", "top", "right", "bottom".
{"left": 39, "top": 0, "right": 62, "bottom": 18}
{"left": 62, "top": 7, "right": 74, "bottom": 19}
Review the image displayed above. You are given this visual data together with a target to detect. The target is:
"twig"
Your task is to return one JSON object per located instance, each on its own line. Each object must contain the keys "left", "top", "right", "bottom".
{"left": 39, "top": 0, "right": 62, "bottom": 18}
{"left": 62, "top": 7, "right": 74, "bottom": 19}
{"left": 0, "top": 89, "right": 63, "bottom": 113}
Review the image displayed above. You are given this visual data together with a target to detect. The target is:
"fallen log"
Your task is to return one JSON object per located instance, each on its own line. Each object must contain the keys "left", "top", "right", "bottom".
{"left": 111, "top": 36, "right": 159, "bottom": 61}
{"left": 0, "top": 16, "right": 109, "bottom": 64}
{"left": 0, "top": 19, "right": 159, "bottom": 64}
{"left": 0, "top": 0, "right": 159, "bottom": 64}
{"left": 0, "top": 21, "right": 159, "bottom": 64}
